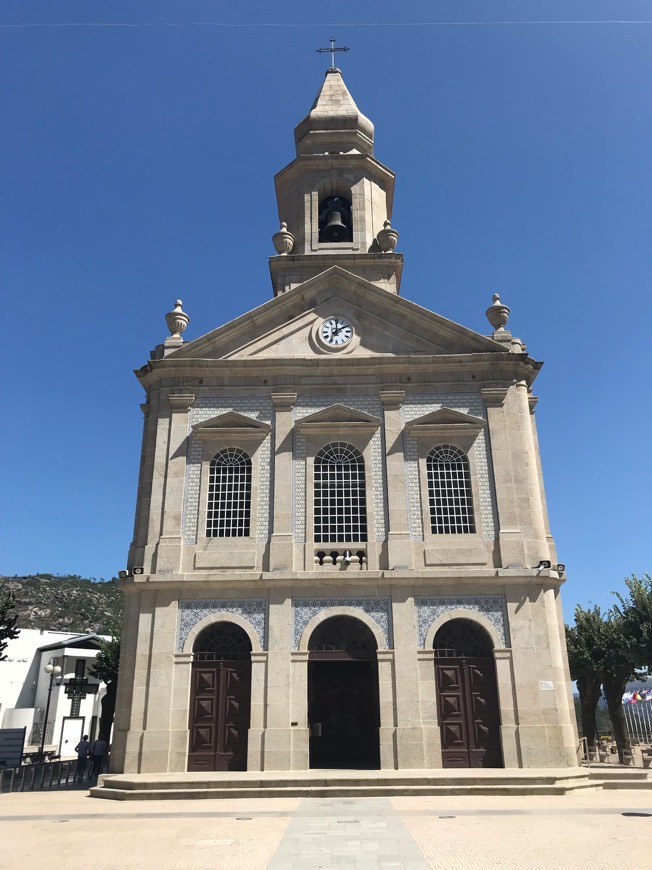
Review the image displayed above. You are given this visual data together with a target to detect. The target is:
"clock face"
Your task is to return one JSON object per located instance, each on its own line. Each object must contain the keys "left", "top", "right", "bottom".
{"left": 320, "top": 317, "right": 353, "bottom": 347}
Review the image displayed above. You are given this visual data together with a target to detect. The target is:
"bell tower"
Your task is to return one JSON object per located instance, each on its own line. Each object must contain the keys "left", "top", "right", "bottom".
{"left": 270, "top": 67, "right": 403, "bottom": 296}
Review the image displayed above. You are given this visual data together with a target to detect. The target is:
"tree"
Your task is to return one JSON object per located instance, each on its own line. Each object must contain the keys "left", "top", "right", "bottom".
{"left": 566, "top": 606, "right": 607, "bottom": 751}
{"left": 600, "top": 613, "right": 641, "bottom": 763}
{"left": 613, "top": 574, "right": 652, "bottom": 669}
{"left": 90, "top": 631, "right": 121, "bottom": 740}
{"left": 0, "top": 589, "right": 20, "bottom": 660}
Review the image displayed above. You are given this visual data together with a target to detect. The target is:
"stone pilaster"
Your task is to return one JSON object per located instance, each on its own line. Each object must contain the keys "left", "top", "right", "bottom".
{"left": 269, "top": 392, "right": 297, "bottom": 571}
{"left": 481, "top": 387, "right": 526, "bottom": 567}
{"left": 514, "top": 381, "right": 549, "bottom": 566}
{"left": 155, "top": 392, "right": 194, "bottom": 574}
{"left": 262, "top": 590, "right": 293, "bottom": 769}
{"left": 379, "top": 390, "right": 412, "bottom": 569}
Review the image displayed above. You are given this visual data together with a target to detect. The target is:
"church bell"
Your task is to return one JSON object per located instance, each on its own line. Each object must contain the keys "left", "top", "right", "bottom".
{"left": 320, "top": 209, "right": 351, "bottom": 243}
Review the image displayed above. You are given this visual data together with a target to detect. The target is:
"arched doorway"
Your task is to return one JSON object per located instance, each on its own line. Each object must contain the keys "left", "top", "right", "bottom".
{"left": 188, "top": 622, "right": 252, "bottom": 772}
{"left": 434, "top": 619, "right": 503, "bottom": 769}
{"left": 307, "top": 615, "right": 380, "bottom": 769}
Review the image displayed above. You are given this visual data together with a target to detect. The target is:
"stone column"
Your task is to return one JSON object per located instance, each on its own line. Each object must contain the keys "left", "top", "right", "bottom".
{"left": 139, "top": 589, "right": 179, "bottom": 773}
{"left": 269, "top": 392, "right": 297, "bottom": 571}
{"left": 128, "top": 401, "right": 152, "bottom": 570}
{"left": 494, "top": 648, "right": 521, "bottom": 768}
{"left": 379, "top": 391, "right": 412, "bottom": 569}
{"left": 481, "top": 386, "right": 526, "bottom": 567}
{"left": 109, "top": 586, "right": 143, "bottom": 773}
{"left": 247, "top": 651, "right": 269, "bottom": 771}
{"left": 377, "top": 649, "right": 397, "bottom": 769}
{"left": 262, "top": 589, "right": 293, "bottom": 769}
{"left": 118, "top": 588, "right": 156, "bottom": 772}
{"left": 514, "top": 380, "right": 548, "bottom": 565}
{"left": 290, "top": 650, "right": 310, "bottom": 770}
{"left": 155, "top": 392, "right": 194, "bottom": 574}
{"left": 391, "top": 596, "right": 426, "bottom": 768}
{"left": 416, "top": 648, "right": 442, "bottom": 768}
{"left": 543, "top": 584, "right": 577, "bottom": 766}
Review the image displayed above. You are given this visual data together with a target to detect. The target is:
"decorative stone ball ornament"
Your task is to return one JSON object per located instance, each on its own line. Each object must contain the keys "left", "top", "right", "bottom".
{"left": 485, "top": 293, "right": 510, "bottom": 332}
{"left": 376, "top": 219, "right": 399, "bottom": 253}
{"left": 165, "top": 299, "right": 190, "bottom": 340}
{"left": 272, "top": 221, "right": 295, "bottom": 255}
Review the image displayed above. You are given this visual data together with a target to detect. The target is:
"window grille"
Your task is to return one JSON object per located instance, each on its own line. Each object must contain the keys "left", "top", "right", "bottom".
{"left": 434, "top": 619, "right": 493, "bottom": 657}
{"left": 427, "top": 445, "right": 475, "bottom": 534}
{"left": 314, "top": 442, "right": 367, "bottom": 543}
{"left": 206, "top": 447, "right": 252, "bottom": 538}
{"left": 193, "top": 622, "right": 252, "bottom": 661}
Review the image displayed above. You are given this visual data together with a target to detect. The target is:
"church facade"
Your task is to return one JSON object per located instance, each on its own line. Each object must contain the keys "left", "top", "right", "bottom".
{"left": 111, "top": 68, "right": 578, "bottom": 774}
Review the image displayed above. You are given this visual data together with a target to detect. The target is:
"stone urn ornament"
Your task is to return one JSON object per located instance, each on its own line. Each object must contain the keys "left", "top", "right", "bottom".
{"left": 165, "top": 299, "right": 189, "bottom": 340}
{"left": 376, "top": 219, "right": 399, "bottom": 253}
{"left": 485, "top": 293, "right": 510, "bottom": 332}
{"left": 272, "top": 221, "right": 294, "bottom": 255}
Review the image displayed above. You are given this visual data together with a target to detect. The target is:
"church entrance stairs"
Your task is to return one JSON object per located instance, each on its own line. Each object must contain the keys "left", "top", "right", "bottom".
{"left": 89, "top": 768, "right": 602, "bottom": 801}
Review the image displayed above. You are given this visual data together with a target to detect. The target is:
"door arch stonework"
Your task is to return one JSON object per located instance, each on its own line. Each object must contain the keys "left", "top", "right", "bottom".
{"left": 433, "top": 618, "right": 503, "bottom": 769}
{"left": 187, "top": 621, "right": 253, "bottom": 772}
{"left": 306, "top": 615, "right": 381, "bottom": 769}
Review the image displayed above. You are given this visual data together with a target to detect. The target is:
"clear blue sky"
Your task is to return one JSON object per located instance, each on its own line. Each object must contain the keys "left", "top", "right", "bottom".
{"left": 1, "top": 1, "right": 650, "bottom": 621}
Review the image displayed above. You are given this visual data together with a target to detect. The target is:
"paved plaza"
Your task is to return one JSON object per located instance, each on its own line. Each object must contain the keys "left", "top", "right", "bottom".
{"left": 1, "top": 787, "right": 651, "bottom": 869}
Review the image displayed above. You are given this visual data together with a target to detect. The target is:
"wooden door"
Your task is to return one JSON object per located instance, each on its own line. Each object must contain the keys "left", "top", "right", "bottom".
{"left": 436, "top": 655, "right": 503, "bottom": 768}
{"left": 188, "top": 660, "right": 251, "bottom": 772}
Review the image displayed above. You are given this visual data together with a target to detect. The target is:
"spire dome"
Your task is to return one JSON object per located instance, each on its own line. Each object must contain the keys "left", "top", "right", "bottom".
{"left": 294, "top": 68, "right": 374, "bottom": 157}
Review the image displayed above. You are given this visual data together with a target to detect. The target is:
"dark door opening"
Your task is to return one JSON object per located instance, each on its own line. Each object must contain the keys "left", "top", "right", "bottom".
{"left": 434, "top": 619, "right": 503, "bottom": 769}
{"left": 308, "top": 660, "right": 380, "bottom": 769}
{"left": 187, "top": 622, "right": 252, "bottom": 772}
{"left": 307, "top": 615, "right": 381, "bottom": 770}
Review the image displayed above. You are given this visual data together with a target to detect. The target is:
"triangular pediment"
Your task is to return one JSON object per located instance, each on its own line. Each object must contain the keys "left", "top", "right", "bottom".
{"left": 169, "top": 266, "right": 510, "bottom": 363}
{"left": 298, "top": 404, "right": 382, "bottom": 428}
{"left": 192, "top": 411, "right": 271, "bottom": 439}
{"left": 406, "top": 407, "right": 485, "bottom": 437}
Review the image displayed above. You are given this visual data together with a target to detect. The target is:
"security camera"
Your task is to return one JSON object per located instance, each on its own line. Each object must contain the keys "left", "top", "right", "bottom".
{"left": 118, "top": 570, "right": 129, "bottom": 580}
{"left": 132, "top": 567, "right": 144, "bottom": 575}
{"left": 343, "top": 550, "right": 352, "bottom": 564}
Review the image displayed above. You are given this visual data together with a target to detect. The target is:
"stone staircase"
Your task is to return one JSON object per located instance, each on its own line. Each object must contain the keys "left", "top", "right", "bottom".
{"left": 90, "top": 768, "right": 601, "bottom": 801}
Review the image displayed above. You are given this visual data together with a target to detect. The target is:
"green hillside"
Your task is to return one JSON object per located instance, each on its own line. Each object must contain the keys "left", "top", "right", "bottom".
{"left": 0, "top": 574, "right": 123, "bottom": 635}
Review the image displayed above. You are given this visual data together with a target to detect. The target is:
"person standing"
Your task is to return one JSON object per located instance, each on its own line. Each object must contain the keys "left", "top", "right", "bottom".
{"left": 90, "top": 736, "right": 107, "bottom": 778}
{"left": 74, "top": 735, "right": 90, "bottom": 782}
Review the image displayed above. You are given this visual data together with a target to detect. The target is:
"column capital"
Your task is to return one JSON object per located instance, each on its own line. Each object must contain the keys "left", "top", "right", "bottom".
{"left": 167, "top": 393, "right": 195, "bottom": 412}
{"left": 480, "top": 386, "right": 508, "bottom": 407}
{"left": 271, "top": 391, "right": 298, "bottom": 409}
{"left": 379, "top": 390, "right": 405, "bottom": 409}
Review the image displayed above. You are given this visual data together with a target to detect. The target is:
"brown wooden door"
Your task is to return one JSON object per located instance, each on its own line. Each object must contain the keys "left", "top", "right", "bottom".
{"left": 188, "top": 660, "right": 251, "bottom": 771}
{"left": 436, "top": 655, "right": 503, "bottom": 768}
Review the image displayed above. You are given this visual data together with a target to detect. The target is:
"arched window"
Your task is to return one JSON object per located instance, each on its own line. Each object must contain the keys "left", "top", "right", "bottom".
{"left": 206, "top": 447, "right": 252, "bottom": 538}
{"left": 318, "top": 195, "right": 352, "bottom": 242}
{"left": 314, "top": 442, "right": 367, "bottom": 543}
{"left": 427, "top": 445, "right": 475, "bottom": 534}
{"left": 434, "top": 619, "right": 493, "bottom": 658}
{"left": 193, "top": 621, "right": 252, "bottom": 662}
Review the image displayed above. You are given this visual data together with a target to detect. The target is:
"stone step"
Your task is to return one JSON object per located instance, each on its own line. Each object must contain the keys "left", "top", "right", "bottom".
{"left": 90, "top": 782, "right": 598, "bottom": 801}
{"left": 91, "top": 770, "right": 597, "bottom": 801}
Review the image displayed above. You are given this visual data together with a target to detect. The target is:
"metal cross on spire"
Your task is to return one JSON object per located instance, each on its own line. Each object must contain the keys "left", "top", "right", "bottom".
{"left": 316, "top": 37, "right": 350, "bottom": 70}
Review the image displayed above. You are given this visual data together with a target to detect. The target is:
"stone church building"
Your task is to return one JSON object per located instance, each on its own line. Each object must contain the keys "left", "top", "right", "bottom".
{"left": 111, "top": 68, "right": 578, "bottom": 775}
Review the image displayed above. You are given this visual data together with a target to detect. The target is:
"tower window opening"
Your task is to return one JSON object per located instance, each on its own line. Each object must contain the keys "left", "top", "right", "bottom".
{"left": 319, "top": 195, "right": 352, "bottom": 243}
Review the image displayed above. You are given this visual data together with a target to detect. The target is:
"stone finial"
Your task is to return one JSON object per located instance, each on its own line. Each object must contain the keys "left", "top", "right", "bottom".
{"left": 272, "top": 221, "right": 294, "bottom": 256}
{"left": 486, "top": 293, "right": 510, "bottom": 332}
{"left": 377, "top": 220, "right": 399, "bottom": 253}
{"left": 165, "top": 299, "right": 189, "bottom": 341}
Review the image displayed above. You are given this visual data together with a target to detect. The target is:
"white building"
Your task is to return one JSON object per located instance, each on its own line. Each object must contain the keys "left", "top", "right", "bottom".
{"left": 0, "top": 629, "right": 108, "bottom": 759}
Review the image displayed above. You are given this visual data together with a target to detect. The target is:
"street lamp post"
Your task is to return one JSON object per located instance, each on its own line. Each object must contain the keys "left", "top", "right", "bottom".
{"left": 37, "top": 659, "right": 61, "bottom": 762}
